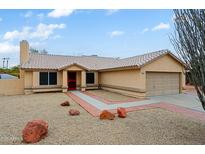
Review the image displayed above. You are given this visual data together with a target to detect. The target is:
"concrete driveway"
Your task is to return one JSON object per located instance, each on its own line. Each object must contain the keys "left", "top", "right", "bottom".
{"left": 149, "top": 93, "right": 204, "bottom": 112}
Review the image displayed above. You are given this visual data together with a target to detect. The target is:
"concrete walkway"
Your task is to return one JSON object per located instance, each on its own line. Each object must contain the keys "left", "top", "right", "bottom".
{"left": 71, "top": 91, "right": 159, "bottom": 110}
{"left": 71, "top": 91, "right": 204, "bottom": 112}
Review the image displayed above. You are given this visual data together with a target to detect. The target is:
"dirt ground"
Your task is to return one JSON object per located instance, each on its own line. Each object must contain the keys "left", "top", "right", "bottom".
{"left": 0, "top": 92, "right": 205, "bottom": 145}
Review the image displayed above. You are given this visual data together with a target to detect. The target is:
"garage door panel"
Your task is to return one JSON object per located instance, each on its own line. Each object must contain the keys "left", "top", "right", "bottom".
{"left": 146, "top": 72, "right": 180, "bottom": 96}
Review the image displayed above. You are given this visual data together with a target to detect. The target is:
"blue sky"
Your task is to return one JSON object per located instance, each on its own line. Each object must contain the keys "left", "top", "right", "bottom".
{"left": 0, "top": 9, "right": 175, "bottom": 67}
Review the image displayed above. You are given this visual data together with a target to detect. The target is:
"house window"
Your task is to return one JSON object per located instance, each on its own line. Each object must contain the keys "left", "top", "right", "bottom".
{"left": 49, "top": 72, "right": 57, "bottom": 85}
{"left": 39, "top": 72, "right": 57, "bottom": 85}
{"left": 40, "top": 72, "right": 48, "bottom": 85}
{"left": 86, "top": 72, "right": 95, "bottom": 84}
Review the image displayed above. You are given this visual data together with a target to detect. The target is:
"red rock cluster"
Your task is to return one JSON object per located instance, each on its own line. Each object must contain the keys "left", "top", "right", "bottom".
{"left": 117, "top": 107, "right": 127, "bottom": 118}
{"left": 99, "top": 110, "right": 115, "bottom": 120}
{"left": 22, "top": 119, "right": 48, "bottom": 143}
{"left": 69, "top": 109, "right": 80, "bottom": 116}
{"left": 60, "top": 101, "right": 70, "bottom": 106}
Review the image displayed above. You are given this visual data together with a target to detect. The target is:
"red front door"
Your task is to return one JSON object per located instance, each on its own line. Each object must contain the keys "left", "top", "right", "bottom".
{"left": 68, "top": 72, "right": 76, "bottom": 90}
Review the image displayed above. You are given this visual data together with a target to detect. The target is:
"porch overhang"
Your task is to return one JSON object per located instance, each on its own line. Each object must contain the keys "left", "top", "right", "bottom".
{"left": 58, "top": 63, "right": 90, "bottom": 71}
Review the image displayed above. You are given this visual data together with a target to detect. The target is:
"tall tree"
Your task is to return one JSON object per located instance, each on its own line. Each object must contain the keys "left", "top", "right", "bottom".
{"left": 171, "top": 9, "right": 205, "bottom": 110}
{"left": 40, "top": 49, "right": 48, "bottom": 54}
{"left": 30, "top": 47, "right": 48, "bottom": 54}
{"left": 30, "top": 47, "right": 39, "bottom": 53}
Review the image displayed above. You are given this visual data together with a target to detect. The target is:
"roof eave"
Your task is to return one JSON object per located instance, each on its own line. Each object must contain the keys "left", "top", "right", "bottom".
{"left": 98, "top": 65, "right": 139, "bottom": 72}
{"left": 20, "top": 67, "right": 59, "bottom": 71}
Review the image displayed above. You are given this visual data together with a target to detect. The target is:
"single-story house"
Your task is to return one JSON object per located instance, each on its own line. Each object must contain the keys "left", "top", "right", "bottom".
{"left": 19, "top": 40, "right": 185, "bottom": 97}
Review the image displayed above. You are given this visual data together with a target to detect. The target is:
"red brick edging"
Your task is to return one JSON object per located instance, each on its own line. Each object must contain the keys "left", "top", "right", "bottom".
{"left": 66, "top": 92, "right": 205, "bottom": 122}
{"left": 66, "top": 92, "right": 101, "bottom": 116}
{"left": 152, "top": 102, "right": 205, "bottom": 122}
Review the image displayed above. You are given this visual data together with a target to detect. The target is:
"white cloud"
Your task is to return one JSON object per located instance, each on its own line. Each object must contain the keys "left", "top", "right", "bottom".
{"left": 110, "top": 30, "right": 124, "bottom": 37}
{"left": 3, "top": 23, "right": 66, "bottom": 41}
{"left": 48, "top": 9, "right": 75, "bottom": 18}
{"left": 142, "top": 28, "right": 149, "bottom": 33}
{"left": 0, "top": 42, "right": 18, "bottom": 53}
{"left": 3, "top": 30, "right": 20, "bottom": 40}
{"left": 3, "top": 26, "right": 32, "bottom": 41}
{"left": 0, "top": 17, "right": 2, "bottom": 22}
{"left": 152, "top": 22, "right": 170, "bottom": 31}
{"left": 106, "top": 9, "right": 119, "bottom": 15}
{"left": 30, "top": 23, "right": 65, "bottom": 40}
{"left": 24, "top": 11, "right": 33, "bottom": 18}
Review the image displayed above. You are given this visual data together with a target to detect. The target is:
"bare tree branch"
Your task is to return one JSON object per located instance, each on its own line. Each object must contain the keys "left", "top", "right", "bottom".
{"left": 171, "top": 9, "right": 205, "bottom": 110}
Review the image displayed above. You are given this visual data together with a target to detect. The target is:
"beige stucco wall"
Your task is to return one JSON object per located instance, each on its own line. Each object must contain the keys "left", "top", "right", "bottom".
{"left": 57, "top": 71, "right": 62, "bottom": 86}
{"left": 76, "top": 71, "right": 81, "bottom": 88}
{"left": 95, "top": 72, "right": 99, "bottom": 85}
{"left": 181, "top": 71, "right": 186, "bottom": 87}
{"left": 101, "top": 87, "right": 145, "bottom": 98}
{"left": 20, "top": 69, "right": 25, "bottom": 79}
{"left": 65, "top": 65, "right": 84, "bottom": 71}
{"left": 99, "top": 69, "right": 145, "bottom": 97}
{"left": 32, "top": 71, "right": 39, "bottom": 88}
{"left": 24, "top": 71, "right": 33, "bottom": 89}
{"left": 0, "top": 79, "right": 24, "bottom": 95}
{"left": 99, "top": 69, "right": 141, "bottom": 89}
{"left": 20, "top": 40, "right": 29, "bottom": 65}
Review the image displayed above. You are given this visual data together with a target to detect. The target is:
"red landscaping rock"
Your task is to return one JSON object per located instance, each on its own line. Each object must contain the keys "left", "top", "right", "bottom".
{"left": 69, "top": 109, "right": 80, "bottom": 116}
{"left": 61, "top": 101, "right": 70, "bottom": 106}
{"left": 99, "top": 110, "right": 115, "bottom": 120}
{"left": 22, "top": 119, "right": 48, "bottom": 143}
{"left": 117, "top": 107, "right": 127, "bottom": 118}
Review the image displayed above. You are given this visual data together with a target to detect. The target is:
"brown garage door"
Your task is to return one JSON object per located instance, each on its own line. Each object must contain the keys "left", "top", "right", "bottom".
{"left": 146, "top": 72, "right": 180, "bottom": 96}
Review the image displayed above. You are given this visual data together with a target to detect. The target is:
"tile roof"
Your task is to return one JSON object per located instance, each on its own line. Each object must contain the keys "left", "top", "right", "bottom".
{"left": 21, "top": 49, "right": 180, "bottom": 70}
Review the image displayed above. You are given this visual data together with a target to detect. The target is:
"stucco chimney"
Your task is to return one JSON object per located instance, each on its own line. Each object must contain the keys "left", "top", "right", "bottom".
{"left": 20, "top": 40, "right": 29, "bottom": 65}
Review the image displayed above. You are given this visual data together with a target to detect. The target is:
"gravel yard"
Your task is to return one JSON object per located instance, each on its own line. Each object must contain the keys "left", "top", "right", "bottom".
{"left": 0, "top": 92, "right": 205, "bottom": 145}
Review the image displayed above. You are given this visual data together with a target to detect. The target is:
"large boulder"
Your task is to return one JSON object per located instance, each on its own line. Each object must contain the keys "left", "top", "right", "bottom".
{"left": 99, "top": 110, "right": 115, "bottom": 120}
{"left": 117, "top": 107, "right": 127, "bottom": 118}
{"left": 61, "top": 101, "right": 70, "bottom": 106}
{"left": 69, "top": 109, "right": 80, "bottom": 116}
{"left": 22, "top": 119, "right": 48, "bottom": 143}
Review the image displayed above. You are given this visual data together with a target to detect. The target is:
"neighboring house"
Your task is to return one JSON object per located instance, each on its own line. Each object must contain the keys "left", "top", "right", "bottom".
{"left": 19, "top": 40, "right": 185, "bottom": 97}
{"left": 0, "top": 74, "right": 18, "bottom": 79}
